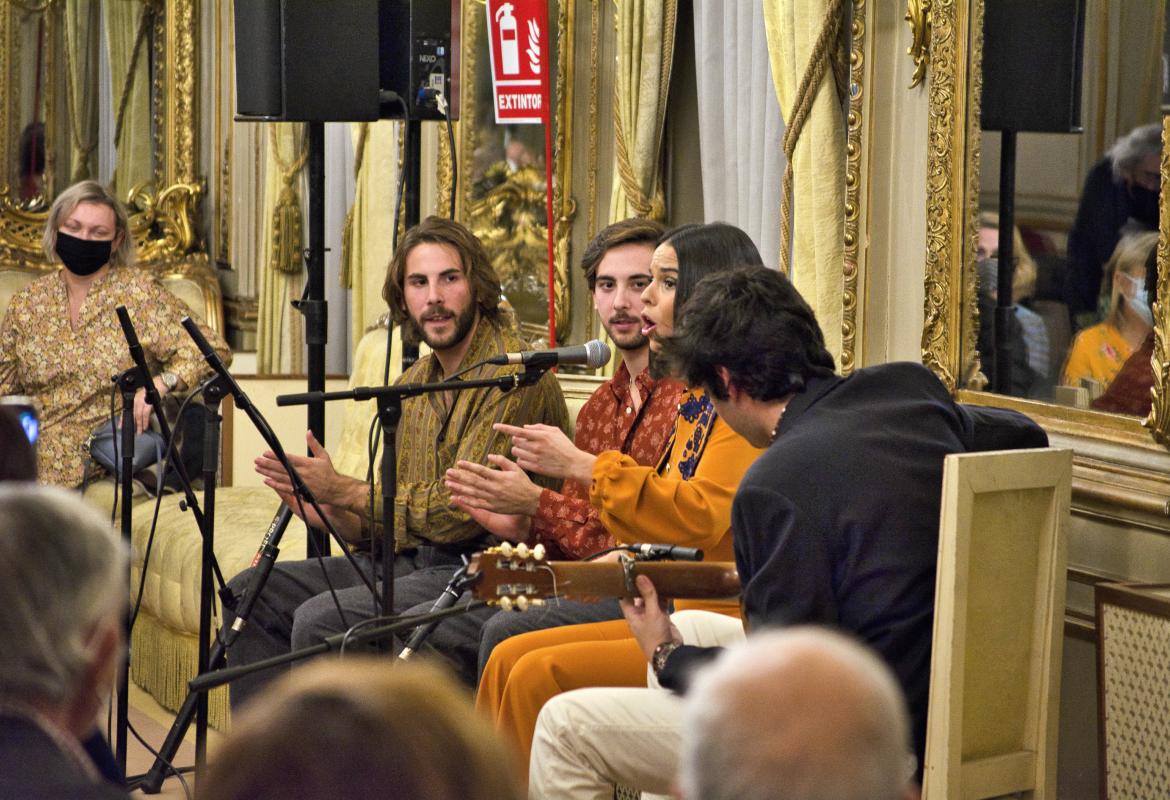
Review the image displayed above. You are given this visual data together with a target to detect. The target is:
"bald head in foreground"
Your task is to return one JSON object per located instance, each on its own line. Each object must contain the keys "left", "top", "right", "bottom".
{"left": 678, "top": 627, "right": 918, "bottom": 800}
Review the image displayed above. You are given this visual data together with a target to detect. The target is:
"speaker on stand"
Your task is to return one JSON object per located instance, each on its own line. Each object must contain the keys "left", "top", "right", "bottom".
{"left": 981, "top": 0, "right": 1085, "bottom": 394}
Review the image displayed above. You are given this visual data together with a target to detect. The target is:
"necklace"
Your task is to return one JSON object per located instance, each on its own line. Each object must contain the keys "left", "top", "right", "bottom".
{"left": 769, "top": 406, "right": 787, "bottom": 445}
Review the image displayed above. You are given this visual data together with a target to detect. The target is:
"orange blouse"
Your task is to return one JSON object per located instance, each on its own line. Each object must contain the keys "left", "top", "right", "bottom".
{"left": 588, "top": 388, "right": 763, "bottom": 611}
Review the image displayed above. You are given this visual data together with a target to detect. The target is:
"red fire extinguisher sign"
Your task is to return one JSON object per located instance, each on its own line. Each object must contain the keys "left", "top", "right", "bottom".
{"left": 485, "top": 0, "right": 549, "bottom": 124}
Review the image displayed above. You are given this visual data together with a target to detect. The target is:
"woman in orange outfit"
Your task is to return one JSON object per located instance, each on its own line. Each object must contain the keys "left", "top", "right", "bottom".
{"left": 467, "top": 223, "right": 768, "bottom": 774}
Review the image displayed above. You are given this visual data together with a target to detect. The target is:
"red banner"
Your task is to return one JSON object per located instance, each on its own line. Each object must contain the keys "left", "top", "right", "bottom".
{"left": 485, "top": 0, "right": 549, "bottom": 124}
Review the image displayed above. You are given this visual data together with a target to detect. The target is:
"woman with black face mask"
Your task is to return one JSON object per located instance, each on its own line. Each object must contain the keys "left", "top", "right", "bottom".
{"left": 0, "top": 180, "right": 230, "bottom": 488}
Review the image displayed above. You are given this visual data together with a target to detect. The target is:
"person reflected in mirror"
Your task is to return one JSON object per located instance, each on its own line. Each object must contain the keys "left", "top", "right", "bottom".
{"left": 976, "top": 212, "right": 1048, "bottom": 397}
{"left": 18, "top": 121, "right": 46, "bottom": 204}
{"left": 1091, "top": 241, "right": 1159, "bottom": 416}
{"left": 0, "top": 180, "right": 230, "bottom": 488}
{"left": 1065, "top": 123, "right": 1161, "bottom": 328}
{"left": 1061, "top": 231, "right": 1157, "bottom": 392}
{"left": 976, "top": 258, "right": 1037, "bottom": 398}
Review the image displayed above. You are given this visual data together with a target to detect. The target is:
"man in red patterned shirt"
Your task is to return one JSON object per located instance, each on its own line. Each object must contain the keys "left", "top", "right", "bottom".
{"left": 414, "top": 218, "right": 684, "bottom": 681}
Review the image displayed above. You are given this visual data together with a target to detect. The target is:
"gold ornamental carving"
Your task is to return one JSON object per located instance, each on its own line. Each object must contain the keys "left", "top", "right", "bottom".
{"left": 1146, "top": 115, "right": 1170, "bottom": 445}
{"left": 161, "top": 0, "right": 197, "bottom": 186}
{"left": 906, "top": 0, "right": 933, "bottom": 89}
{"left": 920, "top": 0, "right": 981, "bottom": 392}
{"left": 841, "top": 0, "right": 866, "bottom": 375}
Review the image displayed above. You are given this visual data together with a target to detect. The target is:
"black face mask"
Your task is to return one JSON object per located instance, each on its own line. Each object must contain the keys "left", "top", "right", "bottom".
{"left": 55, "top": 230, "right": 113, "bottom": 276}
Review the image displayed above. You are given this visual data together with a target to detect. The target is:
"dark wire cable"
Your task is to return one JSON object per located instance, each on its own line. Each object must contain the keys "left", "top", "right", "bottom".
{"left": 128, "top": 386, "right": 203, "bottom": 632}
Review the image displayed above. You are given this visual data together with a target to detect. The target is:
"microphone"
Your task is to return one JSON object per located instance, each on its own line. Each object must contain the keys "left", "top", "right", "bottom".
{"left": 399, "top": 563, "right": 470, "bottom": 659}
{"left": 180, "top": 316, "right": 230, "bottom": 378}
{"left": 486, "top": 339, "right": 611, "bottom": 370}
{"left": 621, "top": 544, "right": 704, "bottom": 561}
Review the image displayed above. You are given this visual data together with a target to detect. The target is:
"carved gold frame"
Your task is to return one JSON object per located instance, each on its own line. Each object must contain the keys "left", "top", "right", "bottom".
{"left": 455, "top": 0, "right": 574, "bottom": 342}
{"left": 0, "top": 0, "right": 209, "bottom": 303}
{"left": 922, "top": 0, "right": 1166, "bottom": 451}
{"left": 842, "top": 0, "right": 867, "bottom": 375}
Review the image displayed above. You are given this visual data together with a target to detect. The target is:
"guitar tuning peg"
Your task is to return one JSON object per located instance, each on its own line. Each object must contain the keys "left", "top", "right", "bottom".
{"left": 499, "top": 596, "right": 514, "bottom": 612}
{"left": 533, "top": 544, "right": 546, "bottom": 561}
{"left": 515, "top": 543, "right": 530, "bottom": 559}
{"left": 516, "top": 596, "right": 530, "bottom": 611}
{"left": 499, "top": 542, "right": 514, "bottom": 557}
{"left": 530, "top": 598, "right": 545, "bottom": 608}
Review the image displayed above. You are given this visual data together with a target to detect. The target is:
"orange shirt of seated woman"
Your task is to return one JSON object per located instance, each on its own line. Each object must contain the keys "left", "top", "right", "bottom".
{"left": 1062, "top": 231, "right": 1157, "bottom": 391}
{"left": 450, "top": 223, "right": 769, "bottom": 777}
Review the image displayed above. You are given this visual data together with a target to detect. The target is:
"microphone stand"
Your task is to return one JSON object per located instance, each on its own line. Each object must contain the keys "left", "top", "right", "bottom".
{"left": 129, "top": 318, "right": 373, "bottom": 794}
{"left": 187, "top": 601, "right": 488, "bottom": 695}
{"left": 116, "top": 308, "right": 239, "bottom": 793}
{"left": 114, "top": 366, "right": 140, "bottom": 775}
{"left": 276, "top": 367, "right": 549, "bottom": 623}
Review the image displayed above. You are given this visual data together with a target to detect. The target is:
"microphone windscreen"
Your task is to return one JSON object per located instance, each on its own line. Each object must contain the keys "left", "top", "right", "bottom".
{"left": 583, "top": 339, "right": 611, "bottom": 369}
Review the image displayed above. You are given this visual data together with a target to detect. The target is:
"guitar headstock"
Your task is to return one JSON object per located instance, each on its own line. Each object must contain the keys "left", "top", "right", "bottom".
{"left": 468, "top": 543, "right": 555, "bottom": 611}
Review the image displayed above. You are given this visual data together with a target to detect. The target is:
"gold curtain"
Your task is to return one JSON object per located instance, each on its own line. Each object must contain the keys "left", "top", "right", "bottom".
{"left": 342, "top": 120, "right": 402, "bottom": 347}
{"left": 63, "top": 0, "right": 99, "bottom": 183}
{"left": 608, "top": 0, "right": 677, "bottom": 223}
{"left": 257, "top": 124, "right": 307, "bottom": 374}
{"left": 763, "top": 0, "right": 846, "bottom": 362}
{"left": 103, "top": 0, "right": 152, "bottom": 195}
{"left": 599, "top": 0, "right": 677, "bottom": 375}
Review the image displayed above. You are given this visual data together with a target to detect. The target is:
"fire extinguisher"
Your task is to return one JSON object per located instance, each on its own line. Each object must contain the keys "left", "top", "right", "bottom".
{"left": 496, "top": 3, "right": 519, "bottom": 75}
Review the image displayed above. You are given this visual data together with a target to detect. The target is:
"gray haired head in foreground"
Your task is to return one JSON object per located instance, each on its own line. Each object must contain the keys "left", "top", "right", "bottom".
{"left": 0, "top": 484, "right": 127, "bottom": 704}
{"left": 677, "top": 626, "right": 915, "bottom": 800}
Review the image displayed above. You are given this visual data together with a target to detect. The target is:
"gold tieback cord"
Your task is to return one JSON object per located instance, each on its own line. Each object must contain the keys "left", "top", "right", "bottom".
{"left": 779, "top": 0, "right": 846, "bottom": 276}
{"left": 269, "top": 125, "right": 310, "bottom": 275}
{"left": 63, "top": 12, "right": 98, "bottom": 182}
{"left": 612, "top": 87, "right": 666, "bottom": 221}
{"left": 113, "top": 1, "right": 156, "bottom": 149}
{"left": 339, "top": 122, "right": 371, "bottom": 289}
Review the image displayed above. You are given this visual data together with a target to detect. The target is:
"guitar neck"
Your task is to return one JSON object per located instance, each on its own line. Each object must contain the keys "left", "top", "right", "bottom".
{"left": 469, "top": 552, "right": 741, "bottom": 606}
{"left": 548, "top": 561, "right": 740, "bottom": 600}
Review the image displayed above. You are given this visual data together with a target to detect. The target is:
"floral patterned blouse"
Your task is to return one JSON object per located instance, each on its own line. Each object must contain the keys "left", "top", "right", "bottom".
{"left": 531, "top": 362, "right": 683, "bottom": 559}
{"left": 0, "top": 266, "right": 230, "bottom": 487}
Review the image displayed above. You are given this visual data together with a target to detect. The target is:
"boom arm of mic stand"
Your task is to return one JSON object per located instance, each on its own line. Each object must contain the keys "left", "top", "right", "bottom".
{"left": 179, "top": 317, "right": 377, "bottom": 598}
{"left": 187, "top": 602, "right": 488, "bottom": 695}
{"left": 116, "top": 306, "right": 226, "bottom": 592}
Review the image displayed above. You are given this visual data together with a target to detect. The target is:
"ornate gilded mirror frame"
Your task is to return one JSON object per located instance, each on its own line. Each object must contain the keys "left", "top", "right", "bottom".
{"left": 455, "top": 0, "right": 574, "bottom": 343}
{"left": 0, "top": 0, "right": 207, "bottom": 287}
{"left": 921, "top": 0, "right": 1170, "bottom": 451}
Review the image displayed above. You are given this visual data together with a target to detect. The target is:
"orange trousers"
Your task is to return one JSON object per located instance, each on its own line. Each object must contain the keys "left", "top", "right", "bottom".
{"left": 475, "top": 619, "right": 647, "bottom": 780}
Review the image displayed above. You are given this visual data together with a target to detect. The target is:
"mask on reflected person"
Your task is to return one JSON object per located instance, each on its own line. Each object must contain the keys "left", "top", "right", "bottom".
{"left": 1122, "top": 272, "right": 1154, "bottom": 327}
{"left": 55, "top": 231, "right": 113, "bottom": 276}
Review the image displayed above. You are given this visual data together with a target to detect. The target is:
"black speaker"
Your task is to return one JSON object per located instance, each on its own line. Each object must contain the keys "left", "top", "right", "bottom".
{"left": 379, "top": 0, "right": 459, "bottom": 121}
{"left": 981, "top": 0, "right": 1086, "bottom": 133}
{"left": 234, "top": 0, "right": 380, "bottom": 121}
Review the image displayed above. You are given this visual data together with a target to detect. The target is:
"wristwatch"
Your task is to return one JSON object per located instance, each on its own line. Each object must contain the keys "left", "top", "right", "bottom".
{"left": 160, "top": 371, "right": 179, "bottom": 392}
{"left": 651, "top": 640, "right": 682, "bottom": 676}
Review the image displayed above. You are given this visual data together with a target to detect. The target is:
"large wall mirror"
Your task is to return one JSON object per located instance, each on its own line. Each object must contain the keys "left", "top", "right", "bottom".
{"left": 456, "top": 0, "right": 573, "bottom": 347}
{"left": 0, "top": 0, "right": 206, "bottom": 279}
{"left": 923, "top": 0, "right": 1170, "bottom": 449}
